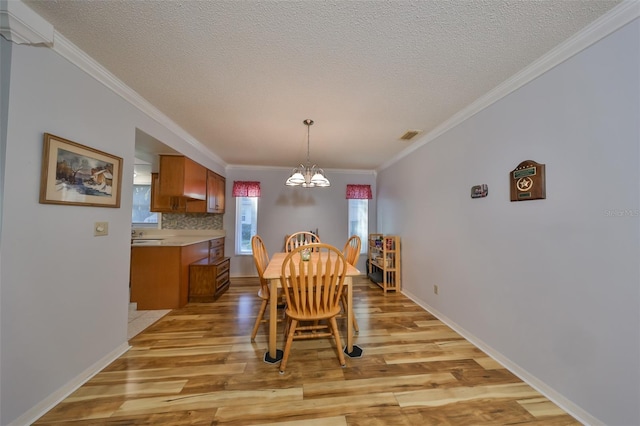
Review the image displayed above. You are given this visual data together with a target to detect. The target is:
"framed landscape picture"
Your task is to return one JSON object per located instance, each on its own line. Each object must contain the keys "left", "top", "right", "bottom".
{"left": 39, "top": 133, "right": 123, "bottom": 208}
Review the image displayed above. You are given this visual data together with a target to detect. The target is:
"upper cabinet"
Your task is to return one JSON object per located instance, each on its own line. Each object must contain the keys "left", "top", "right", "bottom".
{"left": 159, "top": 155, "right": 206, "bottom": 200}
{"left": 190, "top": 169, "right": 225, "bottom": 214}
{"left": 152, "top": 155, "right": 225, "bottom": 215}
{"left": 207, "top": 170, "right": 225, "bottom": 214}
{"left": 150, "top": 172, "right": 186, "bottom": 213}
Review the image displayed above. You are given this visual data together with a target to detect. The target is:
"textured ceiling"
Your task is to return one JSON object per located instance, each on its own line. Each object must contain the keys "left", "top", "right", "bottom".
{"left": 24, "top": 0, "right": 621, "bottom": 171}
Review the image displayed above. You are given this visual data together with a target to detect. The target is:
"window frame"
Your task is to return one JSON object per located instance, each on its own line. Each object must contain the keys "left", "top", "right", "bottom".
{"left": 348, "top": 198, "right": 368, "bottom": 254}
{"left": 131, "top": 184, "right": 159, "bottom": 228}
{"left": 235, "top": 196, "right": 259, "bottom": 255}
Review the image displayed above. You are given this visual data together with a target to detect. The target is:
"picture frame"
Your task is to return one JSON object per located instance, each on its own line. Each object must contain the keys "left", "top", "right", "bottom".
{"left": 39, "top": 133, "right": 123, "bottom": 208}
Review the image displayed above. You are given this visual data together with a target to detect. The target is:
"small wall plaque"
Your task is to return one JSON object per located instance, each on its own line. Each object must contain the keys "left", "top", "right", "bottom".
{"left": 471, "top": 184, "right": 488, "bottom": 198}
{"left": 510, "top": 160, "right": 546, "bottom": 201}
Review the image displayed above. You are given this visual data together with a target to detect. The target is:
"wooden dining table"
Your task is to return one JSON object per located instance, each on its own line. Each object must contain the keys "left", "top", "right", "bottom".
{"left": 261, "top": 251, "right": 361, "bottom": 363}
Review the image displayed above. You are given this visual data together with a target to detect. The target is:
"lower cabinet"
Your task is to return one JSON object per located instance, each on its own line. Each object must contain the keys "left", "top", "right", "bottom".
{"left": 209, "top": 237, "right": 224, "bottom": 261}
{"left": 189, "top": 257, "right": 230, "bottom": 302}
{"left": 130, "top": 237, "right": 229, "bottom": 309}
{"left": 130, "top": 241, "right": 209, "bottom": 310}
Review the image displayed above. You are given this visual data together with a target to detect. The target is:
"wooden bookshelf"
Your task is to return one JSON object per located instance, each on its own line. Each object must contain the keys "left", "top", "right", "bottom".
{"left": 367, "top": 234, "right": 401, "bottom": 293}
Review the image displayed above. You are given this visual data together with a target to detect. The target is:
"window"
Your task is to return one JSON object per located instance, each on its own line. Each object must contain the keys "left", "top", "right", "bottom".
{"left": 346, "top": 184, "right": 371, "bottom": 254}
{"left": 131, "top": 184, "right": 158, "bottom": 227}
{"left": 233, "top": 181, "right": 261, "bottom": 255}
{"left": 235, "top": 197, "right": 258, "bottom": 255}
{"left": 348, "top": 199, "right": 368, "bottom": 254}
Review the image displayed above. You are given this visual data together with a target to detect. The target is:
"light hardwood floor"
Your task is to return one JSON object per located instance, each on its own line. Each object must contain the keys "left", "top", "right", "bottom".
{"left": 35, "top": 276, "right": 580, "bottom": 425}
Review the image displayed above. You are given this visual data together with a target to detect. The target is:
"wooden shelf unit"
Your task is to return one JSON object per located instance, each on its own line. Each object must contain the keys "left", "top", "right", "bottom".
{"left": 367, "top": 234, "right": 401, "bottom": 293}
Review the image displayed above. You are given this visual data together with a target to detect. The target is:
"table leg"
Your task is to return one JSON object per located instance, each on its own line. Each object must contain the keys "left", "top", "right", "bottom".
{"left": 346, "top": 279, "right": 353, "bottom": 353}
{"left": 343, "top": 278, "right": 363, "bottom": 358}
{"left": 263, "top": 278, "right": 282, "bottom": 364}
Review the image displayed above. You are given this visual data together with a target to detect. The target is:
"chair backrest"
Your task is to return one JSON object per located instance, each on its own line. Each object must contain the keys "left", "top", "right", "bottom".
{"left": 281, "top": 243, "right": 346, "bottom": 320}
{"left": 343, "top": 235, "right": 361, "bottom": 266}
{"left": 251, "top": 235, "right": 270, "bottom": 297}
{"left": 285, "top": 231, "right": 321, "bottom": 252}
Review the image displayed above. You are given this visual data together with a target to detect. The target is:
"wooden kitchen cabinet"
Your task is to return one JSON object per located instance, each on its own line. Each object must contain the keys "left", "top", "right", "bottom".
{"left": 150, "top": 173, "right": 186, "bottom": 213}
{"left": 159, "top": 155, "right": 206, "bottom": 200}
{"left": 185, "top": 170, "right": 226, "bottom": 214}
{"left": 152, "top": 156, "right": 224, "bottom": 214}
{"left": 130, "top": 241, "right": 209, "bottom": 309}
{"left": 207, "top": 170, "right": 225, "bottom": 213}
{"left": 189, "top": 237, "right": 230, "bottom": 302}
{"left": 189, "top": 257, "right": 230, "bottom": 302}
{"left": 209, "top": 237, "right": 225, "bottom": 261}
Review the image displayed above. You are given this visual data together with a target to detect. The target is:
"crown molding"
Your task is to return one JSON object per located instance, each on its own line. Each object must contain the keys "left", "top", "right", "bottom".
{"left": 227, "top": 164, "right": 296, "bottom": 172}
{"left": 378, "top": 0, "right": 640, "bottom": 173}
{"left": 5, "top": 0, "right": 226, "bottom": 168}
{"left": 0, "top": 0, "right": 53, "bottom": 45}
{"left": 9, "top": 0, "right": 636, "bottom": 175}
{"left": 50, "top": 32, "right": 227, "bottom": 168}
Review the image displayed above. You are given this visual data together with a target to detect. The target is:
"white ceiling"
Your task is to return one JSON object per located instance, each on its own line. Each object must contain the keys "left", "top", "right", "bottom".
{"left": 24, "top": 0, "right": 621, "bottom": 171}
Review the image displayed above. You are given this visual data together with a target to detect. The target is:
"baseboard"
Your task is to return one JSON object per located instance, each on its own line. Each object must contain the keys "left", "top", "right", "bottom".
{"left": 401, "top": 289, "right": 604, "bottom": 426}
{"left": 9, "top": 342, "right": 131, "bottom": 426}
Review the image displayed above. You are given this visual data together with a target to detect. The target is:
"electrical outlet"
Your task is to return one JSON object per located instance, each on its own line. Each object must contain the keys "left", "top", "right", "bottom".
{"left": 434, "top": 284, "right": 439, "bottom": 295}
{"left": 94, "top": 221, "right": 109, "bottom": 236}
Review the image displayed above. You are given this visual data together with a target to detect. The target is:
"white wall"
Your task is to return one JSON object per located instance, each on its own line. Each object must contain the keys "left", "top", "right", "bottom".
{"left": 1, "top": 43, "right": 133, "bottom": 425}
{"left": 0, "top": 34, "right": 11, "bottom": 422}
{"left": 377, "top": 20, "right": 639, "bottom": 426}
{"left": 0, "top": 39, "right": 224, "bottom": 426}
{"left": 225, "top": 166, "right": 376, "bottom": 276}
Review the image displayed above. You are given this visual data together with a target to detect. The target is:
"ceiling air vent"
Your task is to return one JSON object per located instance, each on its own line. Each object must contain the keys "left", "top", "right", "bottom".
{"left": 399, "top": 129, "right": 422, "bottom": 141}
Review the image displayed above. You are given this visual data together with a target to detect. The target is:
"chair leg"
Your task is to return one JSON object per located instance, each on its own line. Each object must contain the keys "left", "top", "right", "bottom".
{"left": 279, "top": 319, "right": 298, "bottom": 374}
{"left": 328, "top": 316, "right": 346, "bottom": 367}
{"left": 283, "top": 314, "right": 291, "bottom": 340}
{"left": 250, "top": 299, "right": 268, "bottom": 342}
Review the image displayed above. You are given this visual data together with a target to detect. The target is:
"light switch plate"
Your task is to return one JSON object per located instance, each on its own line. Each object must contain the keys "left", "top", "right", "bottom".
{"left": 94, "top": 221, "right": 108, "bottom": 236}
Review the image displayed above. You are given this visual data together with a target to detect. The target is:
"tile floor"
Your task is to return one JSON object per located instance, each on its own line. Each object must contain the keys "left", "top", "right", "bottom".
{"left": 127, "top": 304, "right": 170, "bottom": 339}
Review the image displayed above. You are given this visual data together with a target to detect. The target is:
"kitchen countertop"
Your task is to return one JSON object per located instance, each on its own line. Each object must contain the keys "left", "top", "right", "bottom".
{"left": 131, "top": 229, "right": 225, "bottom": 247}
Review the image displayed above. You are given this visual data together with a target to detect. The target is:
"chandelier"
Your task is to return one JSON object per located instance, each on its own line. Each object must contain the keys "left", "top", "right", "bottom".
{"left": 285, "top": 119, "right": 330, "bottom": 188}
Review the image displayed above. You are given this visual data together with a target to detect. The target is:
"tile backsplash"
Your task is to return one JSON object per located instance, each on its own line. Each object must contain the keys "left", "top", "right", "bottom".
{"left": 162, "top": 213, "right": 223, "bottom": 230}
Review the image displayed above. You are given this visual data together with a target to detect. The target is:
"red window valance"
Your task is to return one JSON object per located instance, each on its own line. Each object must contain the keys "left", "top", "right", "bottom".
{"left": 346, "top": 184, "right": 372, "bottom": 199}
{"left": 232, "top": 181, "right": 261, "bottom": 197}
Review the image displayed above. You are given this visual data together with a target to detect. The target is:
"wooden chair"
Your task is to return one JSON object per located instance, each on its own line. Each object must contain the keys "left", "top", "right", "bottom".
{"left": 284, "top": 231, "right": 321, "bottom": 252}
{"left": 343, "top": 235, "right": 361, "bottom": 266}
{"left": 341, "top": 235, "right": 361, "bottom": 332}
{"left": 250, "top": 235, "right": 279, "bottom": 341}
{"left": 279, "top": 243, "right": 347, "bottom": 373}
